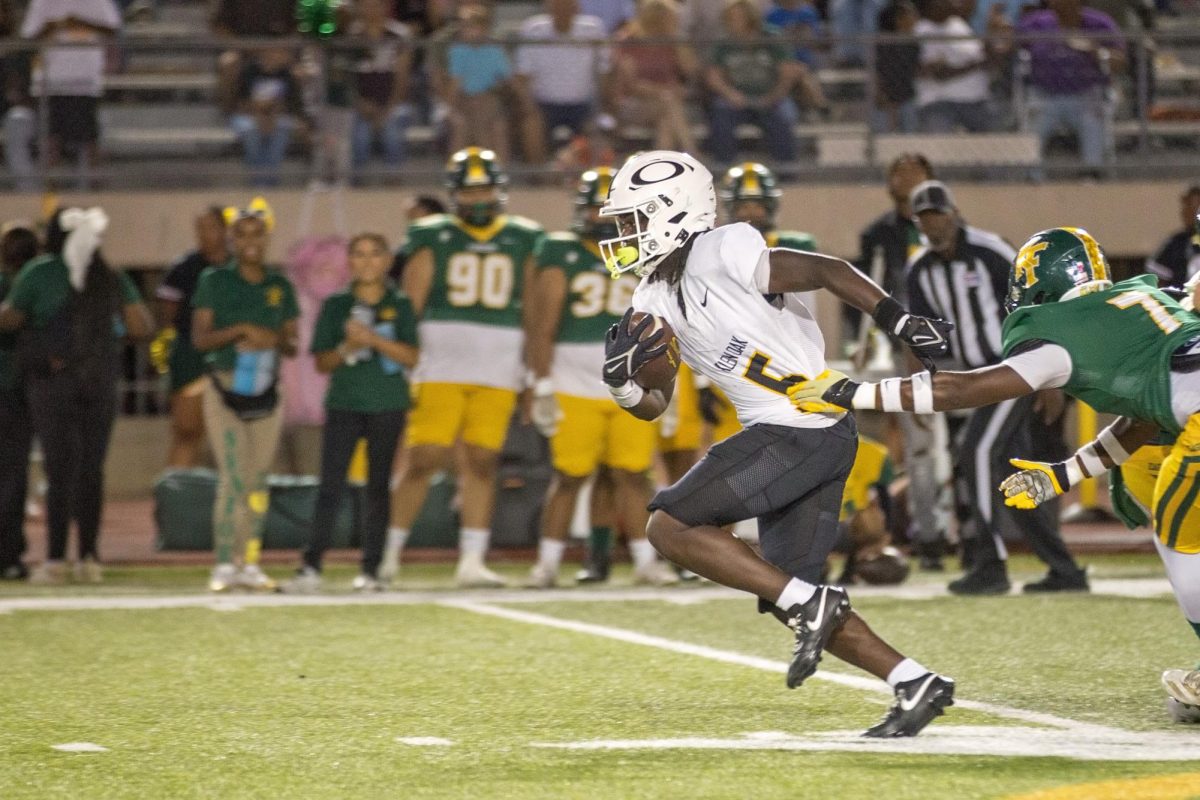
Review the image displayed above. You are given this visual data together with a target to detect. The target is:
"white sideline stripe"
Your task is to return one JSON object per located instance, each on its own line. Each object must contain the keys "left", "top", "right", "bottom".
{"left": 396, "top": 737, "right": 454, "bottom": 747}
{"left": 52, "top": 742, "right": 109, "bottom": 753}
{"left": 442, "top": 601, "right": 1110, "bottom": 734}
{"left": 530, "top": 726, "right": 1200, "bottom": 762}
{"left": 0, "top": 577, "right": 1174, "bottom": 614}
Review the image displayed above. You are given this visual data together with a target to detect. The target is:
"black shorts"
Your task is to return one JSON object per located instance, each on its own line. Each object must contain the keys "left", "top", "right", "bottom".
{"left": 649, "top": 417, "right": 858, "bottom": 584}
{"left": 48, "top": 96, "right": 100, "bottom": 146}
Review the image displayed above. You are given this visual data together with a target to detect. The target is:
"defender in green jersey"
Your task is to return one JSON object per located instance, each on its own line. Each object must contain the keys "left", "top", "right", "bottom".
{"left": 788, "top": 226, "right": 1200, "bottom": 720}
{"left": 523, "top": 167, "right": 675, "bottom": 589}
{"left": 386, "top": 147, "right": 544, "bottom": 589}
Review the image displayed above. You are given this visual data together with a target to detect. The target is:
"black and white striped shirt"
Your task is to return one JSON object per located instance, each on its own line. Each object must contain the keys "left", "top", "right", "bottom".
{"left": 906, "top": 225, "right": 1016, "bottom": 369}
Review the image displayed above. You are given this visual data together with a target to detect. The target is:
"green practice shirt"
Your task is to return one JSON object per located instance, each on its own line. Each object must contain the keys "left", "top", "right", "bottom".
{"left": 311, "top": 286, "right": 419, "bottom": 413}
{"left": 711, "top": 32, "right": 791, "bottom": 98}
{"left": 191, "top": 263, "right": 300, "bottom": 372}
{"left": 7, "top": 254, "right": 141, "bottom": 330}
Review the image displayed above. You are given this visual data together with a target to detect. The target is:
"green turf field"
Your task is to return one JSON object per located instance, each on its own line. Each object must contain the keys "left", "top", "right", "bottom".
{"left": 2, "top": 554, "right": 1199, "bottom": 799}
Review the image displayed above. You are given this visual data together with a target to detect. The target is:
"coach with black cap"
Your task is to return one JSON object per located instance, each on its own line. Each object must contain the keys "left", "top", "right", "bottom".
{"left": 906, "top": 179, "right": 1087, "bottom": 596}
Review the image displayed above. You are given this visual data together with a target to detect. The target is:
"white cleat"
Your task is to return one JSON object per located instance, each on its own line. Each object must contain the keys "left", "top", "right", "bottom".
{"left": 1162, "top": 669, "right": 1200, "bottom": 706}
{"left": 237, "top": 564, "right": 279, "bottom": 593}
{"left": 351, "top": 574, "right": 384, "bottom": 593}
{"left": 282, "top": 567, "right": 322, "bottom": 594}
{"left": 633, "top": 560, "right": 681, "bottom": 587}
{"left": 455, "top": 561, "right": 508, "bottom": 588}
{"left": 74, "top": 557, "right": 103, "bottom": 584}
{"left": 1166, "top": 697, "right": 1200, "bottom": 724}
{"left": 378, "top": 541, "right": 401, "bottom": 583}
{"left": 208, "top": 563, "right": 238, "bottom": 593}
{"left": 524, "top": 563, "right": 558, "bottom": 589}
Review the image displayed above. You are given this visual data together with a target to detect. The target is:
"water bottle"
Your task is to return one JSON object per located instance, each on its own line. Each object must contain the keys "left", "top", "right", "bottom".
{"left": 347, "top": 303, "right": 375, "bottom": 365}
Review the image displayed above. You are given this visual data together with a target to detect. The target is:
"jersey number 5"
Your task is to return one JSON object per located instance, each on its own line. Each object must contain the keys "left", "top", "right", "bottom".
{"left": 1107, "top": 291, "right": 1182, "bottom": 334}
{"left": 447, "top": 253, "right": 515, "bottom": 310}
{"left": 744, "top": 351, "right": 804, "bottom": 395}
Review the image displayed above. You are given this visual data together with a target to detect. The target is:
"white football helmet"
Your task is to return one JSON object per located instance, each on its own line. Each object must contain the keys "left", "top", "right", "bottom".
{"left": 599, "top": 150, "right": 716, "bottom": 278}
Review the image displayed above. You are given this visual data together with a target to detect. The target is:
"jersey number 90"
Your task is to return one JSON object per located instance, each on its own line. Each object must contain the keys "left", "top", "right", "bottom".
{"left": 447, "top": 253, "right": 515, "bottom": 310}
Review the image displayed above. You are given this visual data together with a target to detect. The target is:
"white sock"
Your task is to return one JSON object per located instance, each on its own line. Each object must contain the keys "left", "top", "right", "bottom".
{"left": 385, "top": 527, "right": 409, "bottom": 553}
{"left": 537, "top": 538, "right": 566, "bottom": 571}
{"left": 886, "top": 658, "right": 929, "bottom": 687}
{"left": 460, "top": 527, "right": 490, "bottom": 559}
{"left": 628, "top": 537, "right": 657, "bottom": 569}
{"left": 775, "top": 578, "right": 817, "bottom": 611}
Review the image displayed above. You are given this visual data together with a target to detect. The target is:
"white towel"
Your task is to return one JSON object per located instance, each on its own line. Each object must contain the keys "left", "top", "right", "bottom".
{"left": 60, "top": 207, "right": 108, "bottom": 291}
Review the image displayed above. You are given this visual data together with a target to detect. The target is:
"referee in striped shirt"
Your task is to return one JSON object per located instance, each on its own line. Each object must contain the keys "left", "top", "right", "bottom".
{"left": 905, "top": 180, "right": 1087, "bottom": 595}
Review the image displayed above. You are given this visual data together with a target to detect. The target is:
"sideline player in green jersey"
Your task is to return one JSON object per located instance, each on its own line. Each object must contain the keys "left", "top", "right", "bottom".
{"left": 384, "top": 147, "right": 544, "bottom": 587}
{"left": 524, "top": 167, "right": 677, "bottom": 588}
{"left": 788, "top": 226, "right": 1200, "bottom": 720}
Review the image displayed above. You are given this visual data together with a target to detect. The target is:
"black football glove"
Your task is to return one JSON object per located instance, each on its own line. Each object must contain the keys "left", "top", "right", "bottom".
{"left": 603, "top": 308, "right": 668, "bottom": 387}
{"left": 872, "top": 297, "right": 954, "bottom": 372}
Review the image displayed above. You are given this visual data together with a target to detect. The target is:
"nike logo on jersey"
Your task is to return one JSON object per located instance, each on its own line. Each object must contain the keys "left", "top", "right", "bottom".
{"left": 899, "top": 674, "right": 938, "bottom": 711}
{"left": 700, "top": 289, "right": 710, "bottom": 307}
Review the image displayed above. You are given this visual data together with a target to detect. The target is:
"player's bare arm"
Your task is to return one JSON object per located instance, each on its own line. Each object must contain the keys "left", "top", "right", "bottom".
{"left": 527, "top": 263, "right": 565, "bottom": 381}
{"left": 518, "top": 254, "right": 538, "bottom": 367}
{"left": 768, "top": 248, "right": 954, "bottom": 370}
{"left": 401, "top": 246, "right": 434, "bottom": 317}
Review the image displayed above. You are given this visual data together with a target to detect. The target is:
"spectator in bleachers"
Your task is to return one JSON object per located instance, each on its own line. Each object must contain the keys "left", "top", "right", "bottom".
{"left": 0, "top": 221, "right": 39, "bottom": 581}
{"left": 553, "top": 111, "right": 620, "bottom": 176}
{"left": 0, "top": 0, "right": 35, "bottom": 190}
{"left": 191, "top": 205, "right": 299, "bottom": 593}
{"left": 20, "top": 0, "right": 121, "bottom": 176}
{"left": 872, "top": 0, "right": 920, "bottom": 132}
{"left": 1017, "top": 0, "right": 1125, "bottom": 172}
{"left": 914, "top": 0, "right": 993, "bottom": 132}
{"left": 230, "top": 47, "right": 306, "bottom": 187}
{"left": 766, "top": 0, "right": 834, "bottom": 119}
{"left": 611, "top": 0, "right": 699, "bottom": 153}
{"left": 680, "top": 0, "right": 768, "bottom": 42}
{"left": 0, "top": 207, "right": 153, "bottom": 585}
{"left": 580, "top": 0, "right": 637, "bottom": 33}
{"left": 445, "top": 4, "right": 514, "bottom": 161}
{"left": 286, "top": 233, "right": 419, "bottom": 593}
{"left": 516, "top": 0, "right": 610, "bottom": 147}
{"left": 347, "top": 0, "right": 416, "bottom": 174}
{"left": 154, "top": 206, "right": 229, "bottom": 469}
{"left": 1147, "top": 184, "right": 1200, "bottom": 285}
{"left": 705, "top": 0, "right": 799, "bottom": 164}
{"left": 212, "top": 0, "right": 296, "bottom": 113}
{"left": 828, "top": 0, "right": 886, "bottom": 65}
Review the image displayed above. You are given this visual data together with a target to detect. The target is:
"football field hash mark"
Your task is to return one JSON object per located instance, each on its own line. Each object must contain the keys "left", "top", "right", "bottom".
{"left": 51, "top": 743, "right": 109, "bottom": 753}
{"left": 396, "top": 737, "right": 454, "bottom": 747}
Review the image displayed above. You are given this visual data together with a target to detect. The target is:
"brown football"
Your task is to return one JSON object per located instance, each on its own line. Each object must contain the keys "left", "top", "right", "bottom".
{"left": 629, "top": 311, "right": 681, "bottom": 391}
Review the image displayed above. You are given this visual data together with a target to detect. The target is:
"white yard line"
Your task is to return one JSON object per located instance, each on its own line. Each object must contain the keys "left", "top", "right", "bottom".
{"left": 442, "top": 600, "right": 1109, "bottom": 734}
{"left": 0, "top": 577, "right": 1173, "bottom": 614}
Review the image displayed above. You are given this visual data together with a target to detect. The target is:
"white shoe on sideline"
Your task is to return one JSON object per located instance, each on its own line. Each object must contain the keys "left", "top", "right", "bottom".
{"left": 29, "top": 561, "right": 68, "bottom": 586}
{"left": 455, "top": 561, "right": 507, "bottom": 588}
{"left": 283, "top": 567, "right": 322, "bottom": 594}
{"left": 524, "top": 563, "right": 558, "bottom": 589}
{"left": 378, "top": 539, "right": 402, "bottom": 583}
{"left": 1163, "top": 669, "right": 1200, "bottom": 706}
{"left": 237, "top": 564, "right": 279, "bottom": 593}
{"left": 352, "top": 574, "right": 383, "bottom": 592}
{"left": 633, "top": 560, "right": 680, "bottom": 587}
{"left": 74, "top": 558, "right": 103, "bottom": 584}
{"left": 209, "top": 563, "right": 238, "bottom": 593}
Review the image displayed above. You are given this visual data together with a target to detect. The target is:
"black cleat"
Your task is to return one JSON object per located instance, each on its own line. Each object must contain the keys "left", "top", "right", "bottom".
{"left": 864, "top": 672, "right": 955, "bottom": 738}
{"left": 948, "top": 569, "right": 1011, "bottom": 596}
{"left": 785, "top": 585, "right": 851, "bottom": 689}
{"left": 1022, "top": 569, "right": 1089, "bottom": 593}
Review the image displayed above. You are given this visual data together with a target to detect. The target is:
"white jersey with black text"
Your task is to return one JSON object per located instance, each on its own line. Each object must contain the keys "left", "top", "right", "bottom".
{"left": 632, "top": 223, "right": 837, "bottom": 429}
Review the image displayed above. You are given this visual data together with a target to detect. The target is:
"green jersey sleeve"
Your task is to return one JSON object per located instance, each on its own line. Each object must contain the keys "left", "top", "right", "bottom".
{"left": 311, "top": 293, "right": 347, "bottom": 354}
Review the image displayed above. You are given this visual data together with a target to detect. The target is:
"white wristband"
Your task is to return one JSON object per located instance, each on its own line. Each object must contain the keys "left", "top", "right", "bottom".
{"left": 609, "top": 380, "right": 645, "bottom": 409}
{"left": 851, "top": 382, "right": 878, "bottom": 410}
{"left": 533, "top": 377, "right": 554, "bottom": 398}
{"left": 911, "top": 371, "right": 934, "bottom": 415}
{"left": 1076, "top": 442, "right": 1107, "bottom": 477}
{"left": 880, "top": 377, "right": 904, "bottom": 412}
{"left": 1097, "top": 427, "right": 1132, "bottom": 466}
{"left": 1064, "top": 457, "right": 1086, "bottom": 487}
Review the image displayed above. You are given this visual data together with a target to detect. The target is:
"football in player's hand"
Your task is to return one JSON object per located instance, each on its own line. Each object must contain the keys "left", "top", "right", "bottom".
{"left": 629, "top": 312, "right": 680, "bottom": 391}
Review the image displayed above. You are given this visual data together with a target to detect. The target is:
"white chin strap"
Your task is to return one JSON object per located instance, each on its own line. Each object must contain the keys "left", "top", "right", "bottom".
{"left": 60, "top": 207, "right": 109, "bottom": 290}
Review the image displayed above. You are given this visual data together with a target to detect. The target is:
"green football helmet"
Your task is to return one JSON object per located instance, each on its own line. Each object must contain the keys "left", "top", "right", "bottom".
{"left": 572, "top": 166, "right": 618, "bottom": 242}
{"left": 720, "top": 162, "right": 781, "bottom": 231}
{"left": 445, "top": 147, "right": 507, "bottom": 227}
{"left": 1006, "top": 227, "right": 1113, "bottom": 313}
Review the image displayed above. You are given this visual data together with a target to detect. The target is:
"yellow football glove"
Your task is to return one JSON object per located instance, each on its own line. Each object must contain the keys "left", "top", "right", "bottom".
{"left": 786, "top": 368, "right": 856, "bottom": 414}
{"left": 149, "top": 327, "right": 176, "bottom": 375}
{"left": 999, "top": 458, "right": 1070, "bottom": 509}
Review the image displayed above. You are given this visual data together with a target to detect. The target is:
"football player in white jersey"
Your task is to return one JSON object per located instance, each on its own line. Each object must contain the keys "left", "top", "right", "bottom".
{"left": 599, "top": 150, "right": 956, "bottom": 738}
